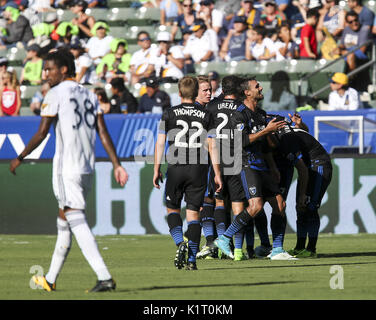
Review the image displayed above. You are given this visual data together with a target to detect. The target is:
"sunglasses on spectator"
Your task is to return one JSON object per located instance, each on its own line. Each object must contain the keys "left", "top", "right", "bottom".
{"left": 347, "top": 19, "right": 359, "bottom": 24}
{"left": 138, "top": 37, "right": 151, "bottom": 41}
{"left": 183, "top": 4, "right": 192, "bottom": 7}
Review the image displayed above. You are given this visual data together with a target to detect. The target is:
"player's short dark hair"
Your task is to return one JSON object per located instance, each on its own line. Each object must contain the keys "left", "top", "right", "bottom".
{"left": 44, "top": 48, "right": 76, "bottom": 77}
{"left": 178, "top": 76, "right": 198, "bottom": 100}
{"left": 306, "top": 8, "right": 320, "bottom": 19}
{"left": 222, "top": 75, "right": 240, "bottom": 96}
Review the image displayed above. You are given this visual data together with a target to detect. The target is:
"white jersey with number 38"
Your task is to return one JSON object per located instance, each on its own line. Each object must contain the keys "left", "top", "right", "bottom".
{"left": 41, "top": 80, "right": 101, "bottom": 175}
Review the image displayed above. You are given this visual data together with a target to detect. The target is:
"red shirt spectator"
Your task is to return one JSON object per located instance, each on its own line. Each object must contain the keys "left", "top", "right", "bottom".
{"left": 299, "top": 8, "right": 320, "bottom": 58}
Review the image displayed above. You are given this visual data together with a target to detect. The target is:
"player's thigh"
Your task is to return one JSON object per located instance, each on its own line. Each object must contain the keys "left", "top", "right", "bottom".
{"left": 184, "top": 164, "right": 208, "bottom": 211}
{"left": 307, "top": 165, "right": 332, "bottom": 209}
{"left": 165, "top": 165, "right": 185, "bottom": 210}
{"left": 239, "top": 167, "right": 264, "bottom": 199}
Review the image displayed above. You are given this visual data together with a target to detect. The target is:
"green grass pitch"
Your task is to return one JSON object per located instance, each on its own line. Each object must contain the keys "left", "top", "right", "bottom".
{"left": 0, "top": 233, "right": 375, "bottom": 300}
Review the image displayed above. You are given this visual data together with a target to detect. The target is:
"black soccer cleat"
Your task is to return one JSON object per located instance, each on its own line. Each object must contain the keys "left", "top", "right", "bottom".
{"left": 174, "top": 241, "right": 188, "bottom": 269}
{"left": 88, "top": 279, "right": 116, "bottom": 293}
{"left": 185, "top": 262, "right": 198, "bottom": 270}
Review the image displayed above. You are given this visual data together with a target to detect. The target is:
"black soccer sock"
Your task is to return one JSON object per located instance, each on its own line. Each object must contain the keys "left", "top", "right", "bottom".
{"left": 187, "top": 220, "right": 201, "bottom": 263}
{"left": 223, "top": 210, "right": 252, "bottom": 239}
{"left": 214, "top": 206, "right": 227, "bottom": 237}
{"left": 244, "top": 218, "right": 255, "bottom": 250}
{"left": 200, "top": 202, "right": 215, "bottom": 245}
{"left": 167, "top": 212, "right": 183, "bottom": 246}
{"left": 254, "top": 209, "right": 271, "bottom": 248}
{"left": 295, "top": 210, "right": 308, "bottom": 250}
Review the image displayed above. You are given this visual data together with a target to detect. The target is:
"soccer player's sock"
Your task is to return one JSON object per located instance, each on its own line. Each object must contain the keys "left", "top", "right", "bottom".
{"left": 254, "top": 209, "right": 271, "bottom": 247}
{"left": 306, "top": 210, "right": 320, "bottom": 253}
{"left": 45, "top": 217, "right": 72, "bottom": 284}
{"left": 65, "top": 210, "right": 111, "bottom": 281}
{"left": 296, "top": 210, "right": 308, "bottom": 250}
{"left": 271, "top": 213, "right": 287, "bottom": 249}
{"left": 214, "top": 206, "right": 227, "bottom": 237}
{"left": 244, "top": 218, "right": 255, "bottom": 250}
{"left": 200, "top": 202, "right": 215, "bottom": 245}
{"left": 223, "top": 210, "right": 251, "bottom": 239}
{"left": 167, "top": 212, "right": 184, "bottom": 246}
{"left": 187, "top": 220, "right": 201, "bottom": 263}
{"left": 234, "top": 230, "right": 244, "bottom": 250}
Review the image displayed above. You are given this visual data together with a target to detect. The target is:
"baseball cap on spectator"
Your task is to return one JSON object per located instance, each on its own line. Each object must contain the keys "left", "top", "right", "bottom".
{"left": 91, "top": 21, "right": 110, "bottom": 35}
{"left": 0, "top": 57, "right": 8, "bottom": 66}
{"left": 20, "top": 0, "right": 29, "bottom": 7}
{"left": 27, "top": 44, "right": 41, "bottom": 53}
{"left": 233, "top": 15, "right": 248, "bottom": 24}
{"left": 331, "top": 73, "right": 348, "bottom": 86}
{"left": 191, "top": 19, "right": 206, "bottom": 32}
{"left": 156, "top": 31, "right": 171, "bottom": 42}
{"left": 264, "top": 0, "right": 276, "bottom": 6}
{"left": 208, "top": 71, "right": 219, "bottom": 81}
{"left": 145, "top": 76, "right": 160, "bottom": 88}
{"left": 200, "top": 0, "right": 214, "bottom": 5}
{"left": 74, "top": 0, "right": 88, "bottom": 11}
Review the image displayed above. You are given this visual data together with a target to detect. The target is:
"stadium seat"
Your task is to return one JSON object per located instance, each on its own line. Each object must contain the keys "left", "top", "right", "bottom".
{"left": 195, "top": 61, "right": 228, "bottom": 77}
{"left": 108, "top": 26, "right": 128, "bottom": 38}
{"left": 6, "top": 47, "right": 26, "bottom": 65}
{"left": 124, "top": 25, "right": 157, "bottom": 40}
{"left": 107, "top": 0, "right": 133, "bottom": 8}
{"left": 107, "top": 8, "right": 136, "bottom": 23}
{"left": 134, "top": 7, "right": 160, "bottom": 22}
{"left": 365, "top": 0, "right": 376, "bottom": 13}
{"left": 226, "top": 60, "right": 260, "bottom": 76}
{"left": 20, "top": 85, "right": 41, "bottom": 99}
{"left": 19, "top": 106, "right": 34, "bottom": 116}
{"left": 86, "top": 8, "right": 109, "bottom": 21}
{"left": 56, "top": 9, "right": 75, "bottom": 22}
{"left": 315, "top": 58, "right": 345, "bottom": 74}
{"left": 127, "top": 44, "right": 140, "bottom": 54}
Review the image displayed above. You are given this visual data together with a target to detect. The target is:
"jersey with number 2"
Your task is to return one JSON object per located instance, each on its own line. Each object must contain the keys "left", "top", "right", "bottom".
{"left": 41, "top": 80, "right": 101, "bottom": 175}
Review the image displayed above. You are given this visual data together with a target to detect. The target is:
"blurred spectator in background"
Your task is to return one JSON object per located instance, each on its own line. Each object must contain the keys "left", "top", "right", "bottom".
{"left": 96, "top": 38, "right": 131, "bottom": 83}
{"left": 299, "top": 8, "right": 320, "bottom": 59}
{"left": 129, "top": 31, "right": 158, "bottom": 85}
{"left": 55, "top": 21, "right": 80, "bottom": 48}
{"left": 197, "top": 0, "right": 224, "bottom": 34}
{"left": 110, "top": 77, "right": 138, "bottom": 113}
{"left": 0, "top": 6, "right": 33, "bottom": 49}
{"left": 347, "top": 0, "right": 374, "bottom": 27}
{"left": 171, "top": 0, "right": 196, "bottom": 40}
{"left": 70, "top": 42, "right": 96, "bottom": 84}
{"left": 29, "top": 81, "right": 50, "bottom": 115}
{"left": 0, "top": 57, "right": 8, "bottom": 88}
{"left": 183, "top": 18, "right": 218, "bottom": 63}
{"left": 85, "top": 21, "right": 113, "bottom": 65}
{"left": 86, "top": 0, "right": 108, "bottom": 8}
{"left": 219, "top": 15, "right": 247, "bottom": 61}
{"left": 20, "top": 44, "right": 43, "bottom": 85}
{"left": 317, "top": 0, "right": 345, "bottom": 40}
{"left": 246, "top": 25, "right": 276, "bottom": 60}
{"left": 149, "top": 31, "right": 184, "bottom": 79}
{"left": 289, "top": 0, "right": 309, "bottom": 41}
{"left": 228, "top": 0, "right": 261, "bottom": 30}
{"left": 138, "top": 76, "right": 171, "bottom": 113}
{"left": 0, "top": 68, "right": 21, "bottom": 116}
{"left": 94, "top": 86, "right": 111, "bottom": 113}
{"left": 259, "top": 0, "right": 285, "bottom": 37}
{"left": 328, "top": 72, "right": 362, "bottom": 110}
{"left": 208, "top": 70, "right": 221, "bottom": 98}
{"left": 0, "top": 0, "right": 18, "bottom": 14}
{"left": 262, "top": 70, "right": 297, "bottom": 111}
{"left": 160, "top": 0, "right": 181, "bottom": 26}
{"left": 274, "top": 22, "right": 299, "bottom": 60}
{"left": 71, "top": 0, "right": 96, "bottom": 40}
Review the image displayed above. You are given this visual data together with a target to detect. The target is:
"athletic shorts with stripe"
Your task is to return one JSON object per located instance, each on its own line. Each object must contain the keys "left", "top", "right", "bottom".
{"left": 215, "top": 172, "right": 245, "bottom": 202}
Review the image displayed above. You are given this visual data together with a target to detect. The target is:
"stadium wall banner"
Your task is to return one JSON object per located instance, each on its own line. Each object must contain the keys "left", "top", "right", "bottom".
{"left": 0, "top": 158, "right": 375, "bottom": 235}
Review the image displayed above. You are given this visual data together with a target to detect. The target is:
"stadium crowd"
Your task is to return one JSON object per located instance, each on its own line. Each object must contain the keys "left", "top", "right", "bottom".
{"left": 0, "top": 0, "right": 374, "bottom": 116}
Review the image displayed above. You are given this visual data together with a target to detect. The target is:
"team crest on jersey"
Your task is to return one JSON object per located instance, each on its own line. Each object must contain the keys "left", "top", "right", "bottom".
{"left": 249, "top": 186, "right": 257, "bottom": 196}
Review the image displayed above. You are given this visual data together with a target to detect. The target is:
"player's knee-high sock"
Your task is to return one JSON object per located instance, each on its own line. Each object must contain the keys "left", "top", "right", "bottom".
{"left": 223, "top": 210, "right": 251, "bottom": 239}
{"left": 295, "top": 210, "right": 308, "bottom": 250}
{"left": 200, "top": 202, "right": 215, "bottom": 245}
{"left": 45, "top": 217, "right": 72, "bottom": 284}
{"left": 271, "top": 213, "right": 287, "bottom": 249}
{"left": 254, "top": 209, "right": 271, "bottom": 247}
{"left": 167, "top": 212, "right": 184, "bottom": 246}
{"left": 244, "top": 218, "right": 255, "bottom": 251}
{"left": 234, "top": 229, "right": 244, "bottom": 250}
{"left": 187, "top": 220, "right": 201, "bottom": 263}
{"left": 65, "top": 210, "right": 111, "bottom": 281}
{"left": 306, "top": 208, "right": 320, "bottom": 253}
{"left": 214, "top": 206, "right": 227, "bottom": 237}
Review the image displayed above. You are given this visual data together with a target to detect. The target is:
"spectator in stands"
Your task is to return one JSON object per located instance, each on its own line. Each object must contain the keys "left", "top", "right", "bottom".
{"left": 86, "top": 0, "right": 107, "bottom": 8}
{"left": 274, "top": 22, "right": 299, "bottom": 60}
{"left": 299, "top": 8, "right": 320, "bottom": 59}
{"left": 160, "top": 0, "right": 182, "bottom": 26}
{"left": 0, "top": 0, "right": 18, "bottom": 14}
{"left": 259, "top": 0, "right": 285, "bottom": 37}
{"left": 171, "top": 0, "right": 197, "bottom": 41}
{"left": 317, "top": 0, "right": 345, "bottom": 40}
{"left": 228, "top": 0, "right": 261, "bottom": 30}
{"left": 197, "top": 0, "right": 224, "bottom": 34}
{"left": 289, "top": 0, "right": 309, "bottom": 41}
{"left": 219, "top": 15, "right": 248, "bottom": 61}
{"left": 20, "top": 44, "right": 43, "bottom": 86}
{"left": 347, "top": 0, "right": 374, "bottom": 27}
{"left": 29, "top": 81, "right": 50, "bottom": 115}
{"left": 183, "top": 18, "right": 219, "bottom": 63}
{"left": 110, "top": 77, "right": 138, "bottom": 113}
{"left": 71, "top": 0, "right": 96, "bottom": 40}
{"left": 328, "top": 72, "right": 362, "bottom": 110}
{"left": 208, "top": 70, "right": 221, "bottom": 98}
{"left": 138, "top": 76, "right": 171, "bottom": 114}
{"left": 55, "top": 21, "right": 80, "bottom": 48}
{"left": 262, "top": 70, "right": 297, "bottom": 111}
{"left": 85, "top": 21, "right": 113, "bottom": 66}
{"left": 70, "top": 42, "right": 96, "bottom": 84}
{"left": 129, "top": 31, "right": 158, "bottom": 85}
{"left": 245, "top": 25, "right": 276, "bottom": 60}
{"left": 0, "top": 68, "right": 21, "bottom": 116}
{"left": 149, "top": 31, "right": 184, "bottom": 79}
{"left": 0, "top": 6, "right": 33, "bottom": 49}
{"left": 96, "top": 38, "right": 131, "bottom": 83}
{"left": 94, "top": 87, "right": 111, "bottom": 113}
{"left": 0, "top": 57, "right": 8, "bottom": 88}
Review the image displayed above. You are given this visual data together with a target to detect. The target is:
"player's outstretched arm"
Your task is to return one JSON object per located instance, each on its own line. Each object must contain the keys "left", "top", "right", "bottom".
{"left": 153, "top": 133, "right": 166, "bottom": 189}
{"left": 249, "top": 118, "right": 286, "bottom": 144}
{"left": 289, "top": 113, "right": 309, "bottom": 132}
{"left": 96, "top": 113, "right": 128, "bottom": 187}
{"left": 9, "top": 116, "right": 54, "bottom": 175}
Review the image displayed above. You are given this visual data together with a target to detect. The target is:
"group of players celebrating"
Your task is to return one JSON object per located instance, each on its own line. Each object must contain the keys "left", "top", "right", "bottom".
{"left": 153, "top": 74, "right": 332, "bottom": 270}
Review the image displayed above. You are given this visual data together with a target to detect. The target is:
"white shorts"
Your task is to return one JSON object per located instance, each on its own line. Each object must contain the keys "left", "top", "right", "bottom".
{"left": 52, "top": 173, "right": 93, "bottom": 210}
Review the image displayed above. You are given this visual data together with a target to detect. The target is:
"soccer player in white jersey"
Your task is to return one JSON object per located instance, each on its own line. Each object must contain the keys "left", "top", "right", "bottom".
{"left": 9, "top": 48, "right": 129, "bottom": 293}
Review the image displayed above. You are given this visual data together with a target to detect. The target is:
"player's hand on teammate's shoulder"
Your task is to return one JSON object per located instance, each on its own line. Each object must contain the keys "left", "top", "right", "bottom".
{"left": 153, "top": 170, "right": 163, "bottom": 189}
{"left": 114, "top": 165, "right": 129, "bottom": 187}
{"left": 265, "top": 118, "right": 286, "bottom": 133}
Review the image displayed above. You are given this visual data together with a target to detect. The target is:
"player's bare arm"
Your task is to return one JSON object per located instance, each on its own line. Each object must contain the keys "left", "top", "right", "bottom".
{"left": 289, "top": 113, "right": 309, "bottom": 132}
{"left": 9, "top": 116, "right": 54, "bottom": 175}
{"left": 207, "top": 137, "right": 223, "bottom": 193}
{"left": 248, "top": 118, "right": 286, "bottom": 144}
{"left": 96, "top": 113, "right": 128, "bottom": 187}
{"left": 153, "top": 133, "right": 167, "bottom": 189}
